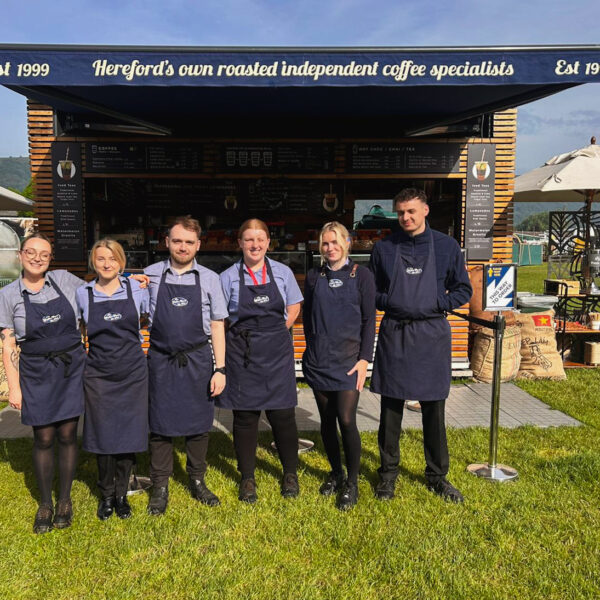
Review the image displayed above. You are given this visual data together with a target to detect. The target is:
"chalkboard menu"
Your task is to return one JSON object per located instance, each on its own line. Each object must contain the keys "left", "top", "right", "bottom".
{"left": 141, "top": 180, "right": 240, "bottom": 212}
{"left": 85, "top": 143, "right": 203, "bottom": 173}
{"left": 464, "top": 144, "right": 496, "bottom": 261}
{"left": 247, "top": 179, "right": 341, "bottom": 214}
{"left": 52, "top": 142, "right": 85, "bottom": 261}
{"left": 221, "top": 144, "right": 334, "bottom": 173}
{"left": 348, "top": 143, "right": 461, "bottom": 174}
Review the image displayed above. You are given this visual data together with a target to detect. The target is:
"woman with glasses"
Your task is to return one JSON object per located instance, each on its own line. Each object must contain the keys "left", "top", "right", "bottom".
{"left": 0, "top": 233, "right": 86, "bottom": 533}
{"left": 76, "top": 239, "right": 149, "bottom": 521}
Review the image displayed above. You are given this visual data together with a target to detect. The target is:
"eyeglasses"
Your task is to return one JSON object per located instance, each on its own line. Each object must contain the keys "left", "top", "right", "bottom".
{"left": 21, "top": 248, "right": 51, "bottom": 262}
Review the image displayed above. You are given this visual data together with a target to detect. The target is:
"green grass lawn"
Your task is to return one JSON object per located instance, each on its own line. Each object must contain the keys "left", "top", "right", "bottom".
{"left": 1, "top": 371, "right": 599, "bottom": 599}
{"left": 517, "top": 263, "right": 548, "bottom": 294}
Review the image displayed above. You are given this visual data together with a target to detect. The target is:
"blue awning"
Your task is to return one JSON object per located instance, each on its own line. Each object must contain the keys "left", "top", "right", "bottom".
{"left": 1, "top": 44, "right": 598, "bottom": 136}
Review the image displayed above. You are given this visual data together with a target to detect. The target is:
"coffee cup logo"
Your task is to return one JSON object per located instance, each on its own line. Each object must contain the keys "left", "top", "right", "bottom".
{"left": 473, "top": 160, "right": 490, "bottom": 181}
{"left": 57, "top": 147, "right": 76, "bottom": 180}
{"left": 472, "top": 148, "right": 490, "bottom": 181}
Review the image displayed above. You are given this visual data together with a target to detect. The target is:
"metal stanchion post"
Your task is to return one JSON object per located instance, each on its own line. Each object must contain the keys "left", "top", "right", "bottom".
{"left": 467, "top": 313, "right": 518, "bottom": 482}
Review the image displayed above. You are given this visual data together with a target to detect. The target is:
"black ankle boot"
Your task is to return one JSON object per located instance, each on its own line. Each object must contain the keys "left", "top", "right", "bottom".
{"left": 97, "top": 497, "right": 115, "bottom": 521}
{"left": 115, "top": 496, "right": 132, "bottom": 519}
{"left": 148, "top": 485, "right": 169, "bottom": 516}
{"left": 189, "top": 477, "right": 221, "bottom": 507}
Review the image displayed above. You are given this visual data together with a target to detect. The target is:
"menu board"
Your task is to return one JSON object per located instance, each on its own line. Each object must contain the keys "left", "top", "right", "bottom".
{"left": 464, "top": 144, "right": 496, "bottom": 260}
{"left": 85, "top": 143, "right": 203, "bottom": 173}
{"left": 139, "top": 180, "right": 241, "bottom": 212}
{"left": 52, "top": 142, "right": 85, "bottom": 261}
{"left": 348, "top": 143, "right": 461, "bottom": 173}
{"left": 247, "top": 179, "right": 341, "bottom": 214}
{"left": 221, "top": 144, "right": 334, "bottom": 173}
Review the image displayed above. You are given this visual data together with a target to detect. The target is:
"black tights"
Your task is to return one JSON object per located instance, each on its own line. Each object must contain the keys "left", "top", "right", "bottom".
{"left": 313, "top": 389, "right": 361, "bottom": 484}
{"left": 233, "top": 408, "right": 298, "bottom": 479}
{"left": 32, "top": 417, "right": 79, "bottom": 505}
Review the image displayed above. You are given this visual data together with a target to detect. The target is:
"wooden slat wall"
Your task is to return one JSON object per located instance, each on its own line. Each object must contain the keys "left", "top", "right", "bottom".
{"left": 27, "top": 101, "right": 517, "bottom": 367}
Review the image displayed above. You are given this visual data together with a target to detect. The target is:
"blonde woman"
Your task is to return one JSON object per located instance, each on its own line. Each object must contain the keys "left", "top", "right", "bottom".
{"left": 77, "top": 239, "right": 149, "bottom": 521}
{"left": 302, "top": 222, "right": 376, "bottom": 510}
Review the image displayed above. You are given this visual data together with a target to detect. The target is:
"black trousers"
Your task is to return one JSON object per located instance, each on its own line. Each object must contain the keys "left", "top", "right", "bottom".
{"left": 233, "top": 408, "right": 298, "bottom": 479}
{"left": 378, "top": 396, "right": 449, "bottom": 484}
{"left": 149, "top": 432, "right": 209, "bottom": 487}
{"left": 97, "top": 453, "right": 135, "bottom": 499}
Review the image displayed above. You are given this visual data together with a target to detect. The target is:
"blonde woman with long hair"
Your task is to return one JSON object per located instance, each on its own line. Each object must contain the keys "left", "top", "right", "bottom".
{"left": 302, "top": 222, "right": 376, "bottom": 510}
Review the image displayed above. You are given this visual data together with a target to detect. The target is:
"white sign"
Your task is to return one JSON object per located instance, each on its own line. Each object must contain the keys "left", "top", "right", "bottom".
{"left": 484, "top": 264, "right": 517, "bottom": 311}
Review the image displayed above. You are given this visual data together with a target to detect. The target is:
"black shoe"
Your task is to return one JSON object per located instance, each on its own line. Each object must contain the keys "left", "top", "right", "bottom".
{"left": 238, "top": 478, "right": 257, "bottom": 504}
{"left": 33, "top": 503, "right": 54, "bottom": 534}
{"left": 338, "top": 481, "right": 359, "bottom": 511}
{"left": 148, "top": 486, "right": 169, "bottom": 516}
{"left": 375, "top": 477, "right": 396, "bottom": 500}
{"left": 115, "top": 496, "right": 132, "bottom": 519}
{"left": 189, "top": 477, "right": 221, "bottom": 507}
{"left": 319, "top": 471, "right": 345, "bottom": 497}
{"left": 53, "top": 499, "right": 73, "bottom": 529}
{"left": 427, "top": 479, "right": 464, "bottom": 503}
{"left": 97, "top": 497, "right": 115, "bottom": 521}
{"left": 281, "top": 473, "right": 299, "bottom": 499}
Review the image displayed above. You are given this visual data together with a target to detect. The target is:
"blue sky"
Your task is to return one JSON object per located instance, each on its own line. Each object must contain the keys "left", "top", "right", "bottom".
{"left": 1, "top": 0, "right": 599, "bottom": 173}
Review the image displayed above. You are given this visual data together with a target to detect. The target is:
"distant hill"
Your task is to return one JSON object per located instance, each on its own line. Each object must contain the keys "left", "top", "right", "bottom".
{"left": 0, "top": 157, "right": 31, "bottom": 192}
{"left": 514, "top": 201, "right": 600, "bottom": 228}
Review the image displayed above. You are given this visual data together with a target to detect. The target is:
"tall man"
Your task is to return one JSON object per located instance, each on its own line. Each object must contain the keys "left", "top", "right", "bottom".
{"left": 370, "top": 188, "right": 472, "bottom": 502}
{"left": 144, "top": 216, "right": 228, "bottom": 515}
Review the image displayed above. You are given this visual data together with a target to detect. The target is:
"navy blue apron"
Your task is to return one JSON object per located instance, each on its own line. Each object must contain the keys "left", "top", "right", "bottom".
{"left": 218, "top": 258, "right": 297, "bottom": 410}
{"left": 148, "top": 269, "right": 214, "bottom": 436}
{"left": 83, "top": 278, "right": 148, "bottom": 454}
{"left": 371, "top": 230, "right": 451, "bottom": 402}
{"left": 19, "top": 275, "right": 85, "bottom": 426}
{"left": 302, "top": 263, "right": 361, "bottom": 391}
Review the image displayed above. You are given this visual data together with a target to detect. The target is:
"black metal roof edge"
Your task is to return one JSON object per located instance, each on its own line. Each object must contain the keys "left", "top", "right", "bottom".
{"left": 1, "top": 43, "right": 600, "bottom": 53}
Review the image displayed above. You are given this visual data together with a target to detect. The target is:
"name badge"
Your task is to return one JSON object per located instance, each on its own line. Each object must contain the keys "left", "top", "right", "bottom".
{"left": 328, "top": 279, "right": 343, "bottom": 288}
{"left": 406, "top": 267, "right": 423, "bottom": 275}
{"left": 42, "top": 314, "right": 61, "bottom": 324}
{"left": 171, "top": 297, "right": 189, "bottom": 307}
{"left": 103, "top": 312, "right": 122, "bottom": 322}
{"left": 253, "top": 295, "right": 270, "bottom": 304}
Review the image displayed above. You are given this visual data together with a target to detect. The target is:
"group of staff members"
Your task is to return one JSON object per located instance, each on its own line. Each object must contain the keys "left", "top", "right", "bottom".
{"left": 0, "top": 186, "right": 472, "bottom": 534}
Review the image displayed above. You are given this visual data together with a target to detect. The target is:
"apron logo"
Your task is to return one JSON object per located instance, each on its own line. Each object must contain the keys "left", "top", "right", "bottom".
{"left": 406, "top": 267, "right": 423, "bottom": 275}
{"left": 253, "top": 295, "right": 270, "bottom": 304}
{"left": 171, "top": 297, "right": 189, "bottom": 307}
{"left": 103, "top": 312, "right": 122, "bottom": 322}
{"left": 328, "top": 279, "right": 343, "bottom": 288}
{"left": 42, "top": 314, "right": 61, "bottom": 324}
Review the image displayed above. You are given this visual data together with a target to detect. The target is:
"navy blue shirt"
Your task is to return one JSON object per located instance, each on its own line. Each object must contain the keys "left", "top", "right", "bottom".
{"left": 369, "top": 224, "right": 472, "bottom": 314}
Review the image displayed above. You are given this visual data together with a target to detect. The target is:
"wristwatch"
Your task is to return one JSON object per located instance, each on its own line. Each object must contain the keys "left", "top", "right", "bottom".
{"left": 214, "top": 366, "right": 227, "bottom": 375}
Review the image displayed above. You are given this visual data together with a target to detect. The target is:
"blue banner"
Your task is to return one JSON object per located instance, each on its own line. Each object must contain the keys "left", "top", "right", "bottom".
{"left": 0, "top": 46, "right": 599, "bottom": 87}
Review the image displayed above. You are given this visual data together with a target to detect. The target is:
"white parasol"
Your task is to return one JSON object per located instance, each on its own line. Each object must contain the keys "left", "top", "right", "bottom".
{"left": 0, "top": 185, "right": 34, "bottom": 211}
{"left": 514, "top": 138, "right": 600, "bottom": 203}
{"left": 514, "top": 137, "right": 600, "bottom": 289}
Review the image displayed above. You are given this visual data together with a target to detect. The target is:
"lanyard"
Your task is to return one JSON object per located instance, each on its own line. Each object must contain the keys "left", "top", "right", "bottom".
{"left": 245, "top": 262, "right": 267, "bottom": 286}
